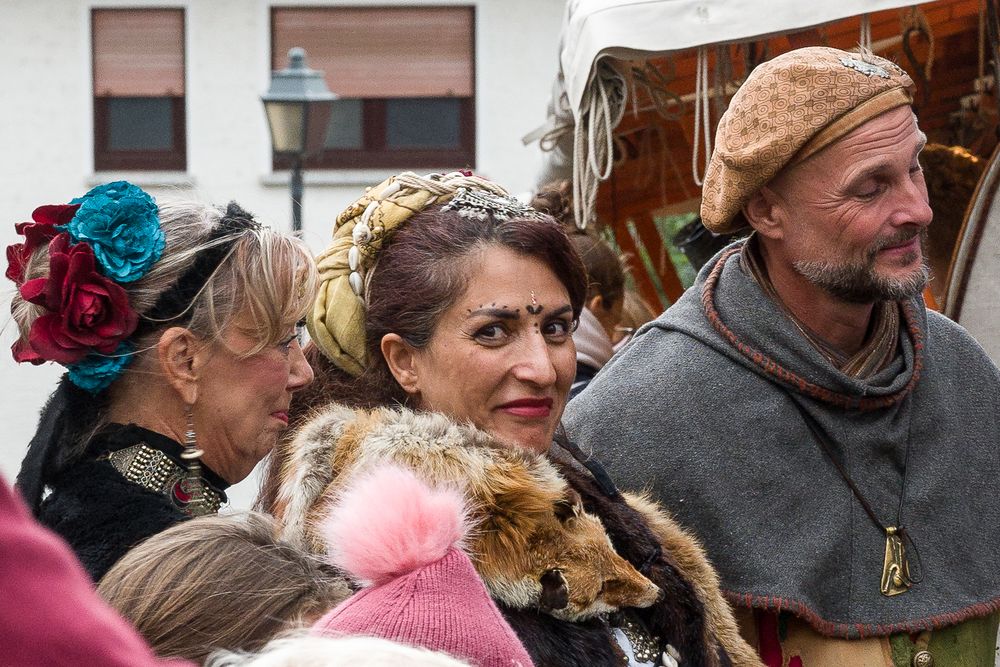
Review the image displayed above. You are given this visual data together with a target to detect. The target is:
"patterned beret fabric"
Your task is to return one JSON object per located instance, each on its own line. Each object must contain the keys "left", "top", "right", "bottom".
{"left": 701, "top": 46, "right": 915, "bottom": 233}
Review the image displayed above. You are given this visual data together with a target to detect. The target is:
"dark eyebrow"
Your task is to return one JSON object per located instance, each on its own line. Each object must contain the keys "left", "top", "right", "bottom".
{"left": 466, "top": 304, "right": 574, "bottom": 319}
{"left": 547, "top": 305, "right": 574, "bottom": 318}
{"left": 468, "top": 308, "right": 520, "bottom": 320}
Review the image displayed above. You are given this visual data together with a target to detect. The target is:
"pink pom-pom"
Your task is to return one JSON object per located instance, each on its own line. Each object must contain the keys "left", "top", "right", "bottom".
{"left": 322, "top": 465, "right": 468, "bottom": 586}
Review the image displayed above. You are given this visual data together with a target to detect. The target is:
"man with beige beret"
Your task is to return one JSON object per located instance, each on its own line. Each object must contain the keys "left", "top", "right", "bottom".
{"left": 565, "top": 46, "right": 1000, "bottom": 665}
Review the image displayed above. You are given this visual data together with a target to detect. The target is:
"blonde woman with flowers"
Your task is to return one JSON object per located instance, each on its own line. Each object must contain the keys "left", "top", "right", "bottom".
{"left": 7, "top": 181, "right": 316, "bottom": 580}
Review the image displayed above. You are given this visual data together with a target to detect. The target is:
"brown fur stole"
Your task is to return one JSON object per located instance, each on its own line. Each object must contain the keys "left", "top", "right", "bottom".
{"left": 543, "top": 439, "right": 762, "bottom": 667}
{"left": 550, "top": 441, "right": 719, "bottom": 667}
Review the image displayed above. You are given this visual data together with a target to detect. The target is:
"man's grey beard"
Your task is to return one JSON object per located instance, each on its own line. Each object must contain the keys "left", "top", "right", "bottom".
{"left": 793, "top": 229, "right": 930, "bottom": 304}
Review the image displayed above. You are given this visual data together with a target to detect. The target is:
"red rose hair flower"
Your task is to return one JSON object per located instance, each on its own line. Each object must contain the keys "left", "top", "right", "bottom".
{"left": 16, "top": 233, "right": 137, "bottom": 365}
{"left": 5, "top": 204, "right": 80, "bottom": 283}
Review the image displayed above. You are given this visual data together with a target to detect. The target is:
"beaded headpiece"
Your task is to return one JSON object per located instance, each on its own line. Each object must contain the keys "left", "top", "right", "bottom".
{"left": 309, "top": 171, "right": 547, "bottom": 376}
{"left": 442, "top": 188, "right": 549, "bottom": 222}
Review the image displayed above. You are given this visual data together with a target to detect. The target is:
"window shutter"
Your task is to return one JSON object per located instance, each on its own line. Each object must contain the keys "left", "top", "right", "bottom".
{"left": 272, "top": 7, "right": 473, "bottom": 98}
{"left": 93, "top": 9, "right": 185, "bottom": 97}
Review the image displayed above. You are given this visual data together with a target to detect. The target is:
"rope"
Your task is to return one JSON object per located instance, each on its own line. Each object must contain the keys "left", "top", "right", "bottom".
{"left": 979, "top": 0, "right": 987, "bottom": 82}
{"left": 572, "top": 60, "right": 627, "bottom": 229}
{"left": 901, "top": 6, "right": 936, "bottom": 82}
{"left": 691, "top": 47, "right": 713, "bottom": 187}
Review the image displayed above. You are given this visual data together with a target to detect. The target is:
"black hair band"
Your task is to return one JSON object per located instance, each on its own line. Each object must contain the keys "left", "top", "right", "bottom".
{"left": 140, "top": 202, "right": 260, "bottom": 329}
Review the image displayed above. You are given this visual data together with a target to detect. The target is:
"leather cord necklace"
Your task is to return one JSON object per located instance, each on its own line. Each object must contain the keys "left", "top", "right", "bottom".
{"left": 784, "top": 391, "right": 923, "bottom": 596}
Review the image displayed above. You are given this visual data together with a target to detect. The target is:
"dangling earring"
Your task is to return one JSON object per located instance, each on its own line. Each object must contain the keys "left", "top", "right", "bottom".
{"left": 182, "top": 405, "right": 204, "bottom": 460}
{"left": 181, "top": 404, "right": 207, "bottom": 513}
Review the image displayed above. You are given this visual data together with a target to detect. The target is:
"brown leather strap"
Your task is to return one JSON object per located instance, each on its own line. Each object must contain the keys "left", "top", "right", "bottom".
{"left": 783, "top": 390, "right": 924, "bottom": 583}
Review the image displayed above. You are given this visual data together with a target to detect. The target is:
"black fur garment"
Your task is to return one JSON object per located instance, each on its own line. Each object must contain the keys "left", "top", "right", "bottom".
{"left": 496, "top": 440, "right": 730, "bottom": 667}
{"left": 500, "top": 607, "right": 623, "bottom": 666}
{"left": 37, "top": 458, "right": 188, "bottom": 581}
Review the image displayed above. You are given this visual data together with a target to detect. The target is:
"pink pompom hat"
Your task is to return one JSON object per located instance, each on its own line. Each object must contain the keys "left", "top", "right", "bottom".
{"left": 312, "top": 464, "right": 534, "bottom": 667}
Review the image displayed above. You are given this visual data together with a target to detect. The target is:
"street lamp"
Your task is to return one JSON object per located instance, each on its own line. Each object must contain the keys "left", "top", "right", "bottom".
{"left": 262, "top": 47, "right": 337, "bottom": 234}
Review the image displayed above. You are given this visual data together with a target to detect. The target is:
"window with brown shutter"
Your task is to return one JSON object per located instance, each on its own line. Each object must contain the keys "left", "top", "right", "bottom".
{"left": 271, "top": 6, "right": 475, "bottom": 170}
{"left": 93, "top": 8, "right": 186, "bottom": 171}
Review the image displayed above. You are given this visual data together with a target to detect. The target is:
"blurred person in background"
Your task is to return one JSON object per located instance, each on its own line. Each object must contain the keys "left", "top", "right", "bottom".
{"left": 613, "top": 288, "right": 660, "bottom": 352}
{"left": 531, "top": 181, "right": 626, "bottom": 399}
{"left": 0, "top": 473, "right": 190, "bottom": 667}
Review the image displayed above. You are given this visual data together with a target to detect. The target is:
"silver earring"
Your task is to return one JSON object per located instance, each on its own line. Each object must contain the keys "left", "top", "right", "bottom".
{"left": 182, "top": 405, "right": 205, "bottom": 462}
{"left": 182, "top": 405, "right": 207, "bottom": 511}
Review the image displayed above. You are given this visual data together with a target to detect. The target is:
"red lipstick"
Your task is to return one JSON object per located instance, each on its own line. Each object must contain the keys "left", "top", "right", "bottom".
{"left": 498, "top": 398, "right": 553, "bottom": 418}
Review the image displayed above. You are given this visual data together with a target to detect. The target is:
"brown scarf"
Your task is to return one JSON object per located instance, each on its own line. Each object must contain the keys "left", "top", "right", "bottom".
{"left": 740, "top": 236, "right": 899, "bottom": 379}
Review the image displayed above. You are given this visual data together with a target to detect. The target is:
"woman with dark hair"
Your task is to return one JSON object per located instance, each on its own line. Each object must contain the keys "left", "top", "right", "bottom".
{"left": 7, "top": 181, "right": 317, "bottom": 580}
{"left": 263, "top": 172, "right": 760, "bottom": 667}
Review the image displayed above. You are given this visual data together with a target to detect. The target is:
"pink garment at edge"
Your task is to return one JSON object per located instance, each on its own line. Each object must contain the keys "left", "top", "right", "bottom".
{"left": 313, "top": 465, "right": 535, "bottom": 667}
{"left": 0, "top": 475, "right": 189, "bottom": 667}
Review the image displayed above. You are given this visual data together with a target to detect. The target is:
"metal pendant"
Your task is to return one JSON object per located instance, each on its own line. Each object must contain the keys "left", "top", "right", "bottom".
{"left": 880, "top": 526, "right": 913, "bottom": 596}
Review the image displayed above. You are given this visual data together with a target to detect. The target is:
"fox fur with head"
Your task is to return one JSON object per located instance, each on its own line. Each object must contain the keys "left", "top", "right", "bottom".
{"left": 272, "top": 403, "right": 661, "bottom": 621}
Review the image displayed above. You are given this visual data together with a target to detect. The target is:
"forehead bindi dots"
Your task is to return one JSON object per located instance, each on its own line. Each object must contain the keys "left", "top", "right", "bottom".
{"left": 526, "top": 290, "right": 543, "bottom": 315}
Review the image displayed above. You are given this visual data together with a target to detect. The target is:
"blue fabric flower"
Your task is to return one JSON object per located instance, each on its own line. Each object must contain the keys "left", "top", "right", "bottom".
{"left": 64, "top": 181, "right": 165, "bottom": 283}
{"left": 67, "top": 341, "right": 134, "bottom": 393}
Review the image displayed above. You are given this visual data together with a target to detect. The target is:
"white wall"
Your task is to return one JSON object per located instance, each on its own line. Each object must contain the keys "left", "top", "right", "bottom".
{"left": 0, "top": 0, "right": 566, "bottom": 508}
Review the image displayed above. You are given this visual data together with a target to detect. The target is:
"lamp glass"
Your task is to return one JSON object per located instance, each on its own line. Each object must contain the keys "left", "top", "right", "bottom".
{"left": 303, "top": 103, "right": 334, "bottom": 155}
{"left": 264, "top": 101, "right": 307, "bottom": 154}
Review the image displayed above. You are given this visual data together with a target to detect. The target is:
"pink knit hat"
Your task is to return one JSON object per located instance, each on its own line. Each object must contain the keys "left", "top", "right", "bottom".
{"left": 312, "top": 465, "right": 534, "bottom": 667}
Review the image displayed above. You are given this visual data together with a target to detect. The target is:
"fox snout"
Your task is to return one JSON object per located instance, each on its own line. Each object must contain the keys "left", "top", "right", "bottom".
{"left": 601, "top": 572, "right": 661, "bottom": 609}
{"left": 545, "top": 556, "right": 661, "bottom": 621}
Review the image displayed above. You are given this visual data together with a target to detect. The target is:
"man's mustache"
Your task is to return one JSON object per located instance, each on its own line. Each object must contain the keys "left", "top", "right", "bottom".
{"left": 867, "top": 226, "right": 926, "bottom": 257}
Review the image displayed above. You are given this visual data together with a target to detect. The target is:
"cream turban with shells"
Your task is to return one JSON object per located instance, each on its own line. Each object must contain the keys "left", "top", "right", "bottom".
{"left": 307, "top": 172, "right": 511, "bottom": 375}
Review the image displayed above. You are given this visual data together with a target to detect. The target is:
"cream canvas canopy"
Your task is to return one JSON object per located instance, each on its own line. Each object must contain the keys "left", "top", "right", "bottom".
{"left": 560, "top": 0, "right": 926, "bottom": 117}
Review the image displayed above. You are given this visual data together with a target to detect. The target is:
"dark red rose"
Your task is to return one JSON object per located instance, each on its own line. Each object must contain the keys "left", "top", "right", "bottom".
{"left": 11, "top": 338, "right": 44, "bottom": 365}
{"left": 6, "top": 242, "right": 30, "bottom": 283}
{"left": 5, "top": 203, "right": 79, "bottom": 284}
{"left": 17, "top": 233, "right": 137, "bottom": 365}
{"left": 31, "top": 204, "right": 81, "bottom": 226}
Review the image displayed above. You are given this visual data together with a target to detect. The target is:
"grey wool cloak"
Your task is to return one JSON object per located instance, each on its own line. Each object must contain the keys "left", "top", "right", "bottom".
{"left": 564, "top": 243, "right": 1000, "bottom": 638}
